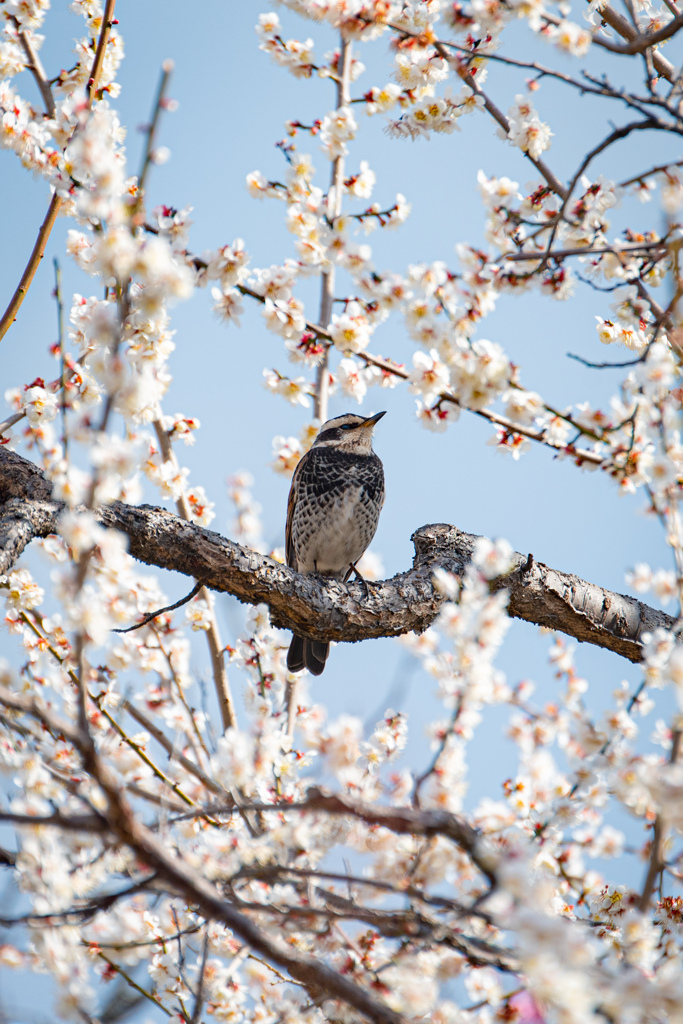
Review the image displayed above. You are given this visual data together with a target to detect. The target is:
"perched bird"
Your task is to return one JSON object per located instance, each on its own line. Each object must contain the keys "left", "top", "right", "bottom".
{"left": 286, "top": 411, "right": 386, "bottom": 676}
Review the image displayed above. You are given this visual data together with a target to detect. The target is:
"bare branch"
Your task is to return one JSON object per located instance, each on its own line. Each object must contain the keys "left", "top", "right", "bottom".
{"left": 638, "top": 727, "right": 681, "bottom": 910}
{"left": 619, "top": 159, "right": 683, "bottom": 187}
{"left": 9, "top": 15, "right": 56, "bottom": 117}
{"left": 112, "top": 579, "right": 205, "bottom": 633}
{"left": 137, "top": 59, "right": 174, "bottom": 200}
{"left": 0, "top": 811, "right": 105, "bottom": 831}
{"left": 87, "top": 0, "right": 117, "bottom": 101}
{"left": 594, "top": 11, "right": 683, "bottom": 54}
{"left": 505, "top": 241, "right": 668, "bottom": 262}
{"left": 591, "top": 1, "right": 676, "bottom": 79}
{"left": 314, "top": 36, "right": 353, "bottom": 424}
{"left": 191, "top": 787, "right": 495, "bottom": 883}
{"left": 0, "top": 193, "right": 63, "bottom": 345}
{"left": 568, "top": 352, "right": 645, "bottom": 369}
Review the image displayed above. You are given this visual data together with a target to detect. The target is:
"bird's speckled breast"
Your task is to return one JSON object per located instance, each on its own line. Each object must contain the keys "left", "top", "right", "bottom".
{"left": 290, "top": 446, "right": 385, "bottom": 578}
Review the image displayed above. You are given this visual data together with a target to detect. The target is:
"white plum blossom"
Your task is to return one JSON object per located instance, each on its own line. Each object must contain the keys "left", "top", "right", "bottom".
{"left": 364, "top": 82, "right": 402, "bottom": 114}
{"left": 477, "top": 170, "right": 521, "bottom": 208}
{"left": 551, "top": 20, "right": 592, "bottom": 56}
{"left": 449, "top": 338, "right": 511, "bottom": 410}
{"left": 345, "top": 160, "right": 376, "bottom": 198}
{"left": 473, "top": 537, "right": 514, "bottom": 579}
{"left": 387, "top": 96, "right": 463, "bottom": 139}
{"left": 22, "top": 385, "right": 58, "bottom": 425}
{"left": 408, "top": 349, "right": 449, "bottom": 403}
{"left": 415, "top": 399, "right": 460, "bottom": 431}
{"left": 3, "top": 568, "right": 44, "bottom": 611}
{"left": 394, "top": 51, "right": 449, "bottom": 91}
{"left": 211, "top": 286, "right": 244, "bottom": 326}
{"left": 271, "top": 434, "right": 303, "bottom": 474}
{"left": 262, "top": 296, "right": 306, "bottom": 339}
{"left": 328, "top": 303, "right": 372, "bottom": 353}
{"left": 320, "top": 105, "right": 357, "bottom": 159}
{"left": 263, "top": 368, "right": 312, "bottom": 407}
{"left": 336, "top": 357, "right": 368, "bottom": 403}
{"left": 200, "top": 240, "right": 250, "bottom": 289}
{"left": 504, "top": 95, "right": 553, "bottom": 159}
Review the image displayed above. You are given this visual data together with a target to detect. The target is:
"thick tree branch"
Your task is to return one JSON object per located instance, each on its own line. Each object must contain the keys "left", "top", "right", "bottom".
{"left": 0, "top": 447, "right": 673, "bottom": 662}
{"left": 591, "top": 1, "right": 676, "bottom": 79}
{"left": 594, "top": 11, "right": 683, "bottom": 54}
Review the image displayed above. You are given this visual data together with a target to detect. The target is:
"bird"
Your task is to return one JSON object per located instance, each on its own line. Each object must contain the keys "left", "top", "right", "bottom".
{"left": 285, "top": 411, "right": 386, "bottom": 676}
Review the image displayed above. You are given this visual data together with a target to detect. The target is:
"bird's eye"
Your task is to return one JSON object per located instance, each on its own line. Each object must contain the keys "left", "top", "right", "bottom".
{"left": 341, "top": 424, "right": 355, "bottom": 431}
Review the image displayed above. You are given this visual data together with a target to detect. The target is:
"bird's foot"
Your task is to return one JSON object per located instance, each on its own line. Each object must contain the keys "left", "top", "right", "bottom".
{"left": 347, "top": 561, "right": 376, "bottom": 600}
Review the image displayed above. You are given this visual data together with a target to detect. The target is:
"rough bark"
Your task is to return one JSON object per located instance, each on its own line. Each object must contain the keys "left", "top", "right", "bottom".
{"left": 0, "top": 446, "right": 673, "bottom": 662}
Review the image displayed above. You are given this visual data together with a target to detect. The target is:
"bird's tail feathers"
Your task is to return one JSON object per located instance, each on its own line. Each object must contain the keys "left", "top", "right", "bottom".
{"left": 287, "top": 635, "right": 329, "bottom": 676}
{"left": 305, "top": 640, "right": 329, "bottom": 676}
{"left": 287, "top": 635, "right": 305, "bottom": 673}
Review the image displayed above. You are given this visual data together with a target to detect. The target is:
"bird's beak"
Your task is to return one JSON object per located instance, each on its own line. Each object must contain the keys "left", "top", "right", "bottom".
{"left": 361, "top": 411, "right": 387, "bottom": 428}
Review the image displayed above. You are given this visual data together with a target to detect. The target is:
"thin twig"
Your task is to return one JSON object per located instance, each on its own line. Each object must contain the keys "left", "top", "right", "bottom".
{"left": 619, "top": 158, "right": 683, "bottom": 188}
{"left": 236, "top": 285, "right": 605, "bottom": 465}
{"left": 568, "top": 352, "right": 645, "bottom": 369}
{"left": 9, "top": 15, "right": 56, "bottom": 117}
{"left": 505, "top": 241, "right": 668, "bottom": 262}
{"left": 53, "top": 257, "right": 68, "bottom": 459}
{"left": 191, "top": 929, "right": 210, "bottom": 1024}
{"left": 530, "top": 118, "right": 660, "bottom": 275}
{"left": 96, "top": 952, "right": 172, "bottom": 1017}
{"left": 0, "top": 811, "right": 105, "bottom": 830}
{"left": 112, "top": 579, "right": 205, "bottom": 633}
{"left": 638, "top": 727, "right": 682, "bottom": 910}
{"left": 13, "top": 609, "right": 210, "bottom": 814}
{"left": 313, "top": 36, "right": 353, "bottom": 424}
{"left": 136, "top": 59, "right": 174, "bottom": 205}
{"left": 374, "top": 19, "right": 567, "bottom": 198}
{"left": 87, "top": 0, "right": 117, "bottom": 101}
{"left": 0, "top": 193, "right": 63, "bottom": 344}
{"left": 122, "top": 700, "right": 228, "bottom": 797}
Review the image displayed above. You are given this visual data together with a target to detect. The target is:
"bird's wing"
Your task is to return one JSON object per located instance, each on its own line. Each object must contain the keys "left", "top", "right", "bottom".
{"left": 285, "top": 451, "right": 309, "bottom": 570}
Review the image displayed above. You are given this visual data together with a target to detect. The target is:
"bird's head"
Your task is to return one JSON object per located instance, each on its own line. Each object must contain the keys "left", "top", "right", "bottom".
{"left": 313, "top": 411, "right": 386, "bottom": 454}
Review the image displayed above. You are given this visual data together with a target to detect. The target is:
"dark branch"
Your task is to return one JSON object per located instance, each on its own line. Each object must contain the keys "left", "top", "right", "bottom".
{"left": 112, "top": 579, "right": 206, "bottom": 632}
{"left": 0, "top": 447, "right": 673, "bottom": 663}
